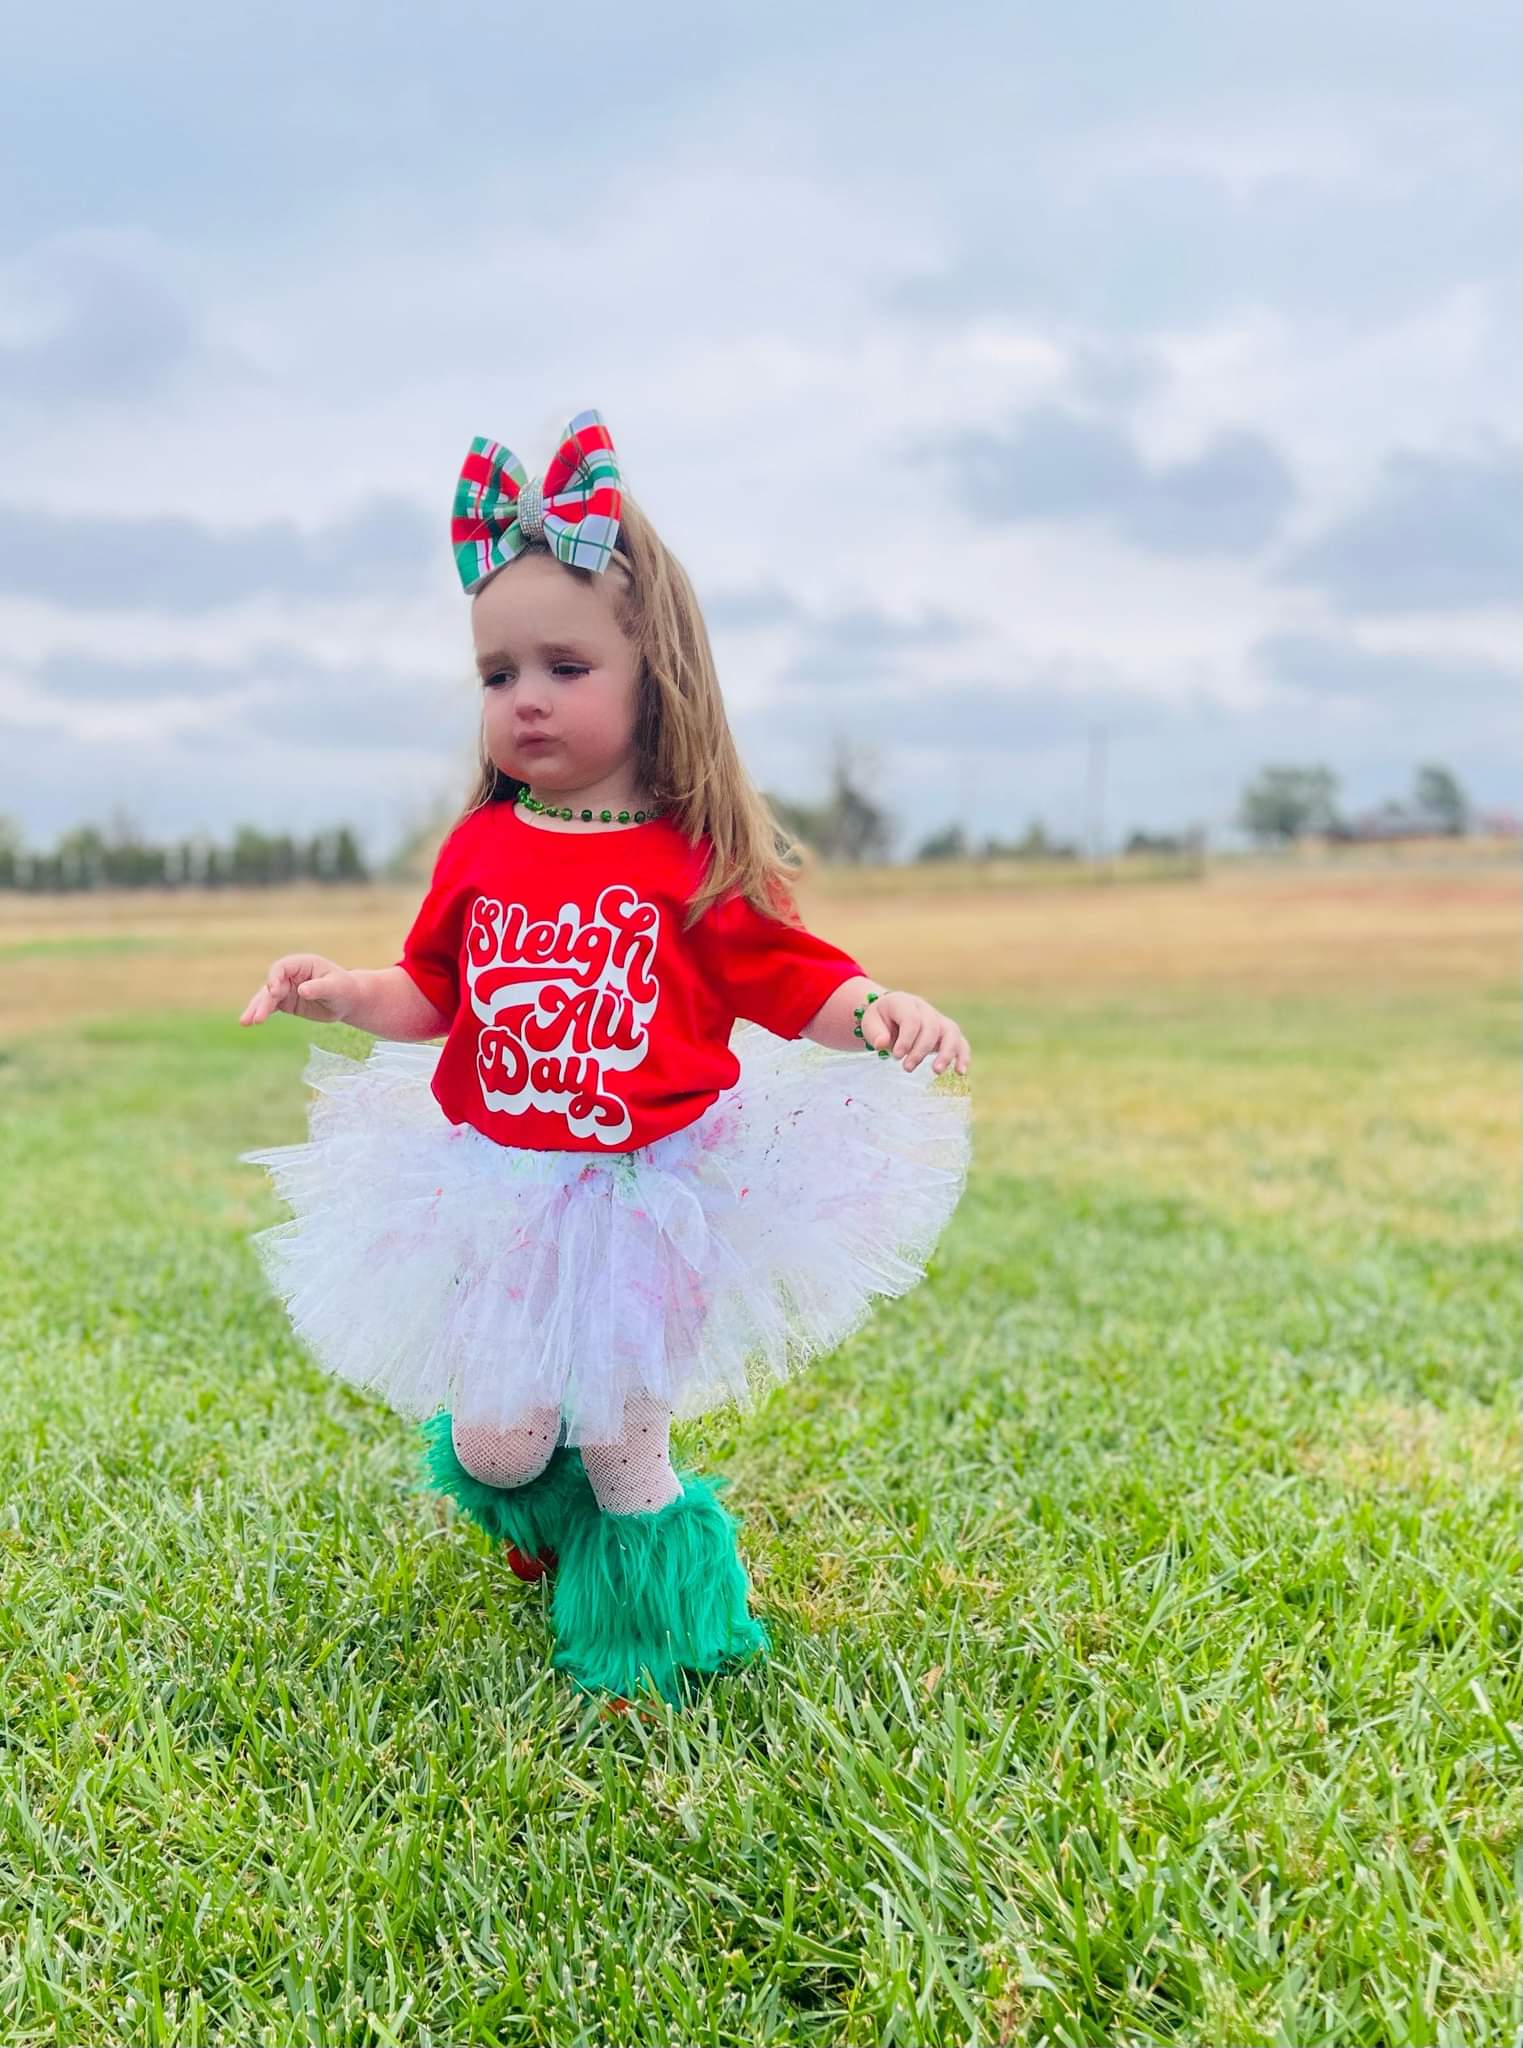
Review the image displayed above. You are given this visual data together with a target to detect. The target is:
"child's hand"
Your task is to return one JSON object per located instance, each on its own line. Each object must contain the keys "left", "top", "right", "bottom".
{"left": 860, "top": 990, "right": 971, "bottom": 1075}
{"left": 240, "top": 954, "right": 361, "bottom": 1026}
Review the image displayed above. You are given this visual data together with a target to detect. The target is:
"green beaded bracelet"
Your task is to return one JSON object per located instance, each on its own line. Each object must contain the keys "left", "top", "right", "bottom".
{"left": 852, "top": 990, "right": 891, "bottom": 1055}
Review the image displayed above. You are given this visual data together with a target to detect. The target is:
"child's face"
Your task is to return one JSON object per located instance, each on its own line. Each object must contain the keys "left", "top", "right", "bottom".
{"left": 472, "top": 551, "right": 642, "bottom": 792}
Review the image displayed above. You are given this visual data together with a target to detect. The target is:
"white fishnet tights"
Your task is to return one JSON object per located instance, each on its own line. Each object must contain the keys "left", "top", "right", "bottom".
{"left": 451, "top": 1391, "right": 682, "bottom": 1516}
{"left": 450, "top": 1408, "right": 561, "bottom": 1490}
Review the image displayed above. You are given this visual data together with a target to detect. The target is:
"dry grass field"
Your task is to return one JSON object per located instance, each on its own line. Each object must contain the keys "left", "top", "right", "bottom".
{"left": 0, "top": 848, "right": 1513, "bottom": 1018}
{"left": 3, "top": 852, "right": 1514, "bottom": 1249}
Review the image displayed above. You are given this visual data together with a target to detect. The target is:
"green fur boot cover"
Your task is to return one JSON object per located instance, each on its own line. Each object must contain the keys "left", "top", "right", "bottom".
{"left": 548, "top": 1467, "right": 771, "bottom": 1706}
{"left": 416, "top": 1410, "right": 598, "bottom": 1559}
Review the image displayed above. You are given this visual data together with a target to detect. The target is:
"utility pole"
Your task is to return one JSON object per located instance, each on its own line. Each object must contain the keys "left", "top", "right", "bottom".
{"left": 955, "top": 754, "right": 982, "bottom": 858}
{"left": 1086, "top": 724, "right": 1108, "bottom": 869}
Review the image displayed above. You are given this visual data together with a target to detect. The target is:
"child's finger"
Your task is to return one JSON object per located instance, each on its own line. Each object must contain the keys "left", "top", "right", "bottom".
{"left": 867, "top": 999, "right": 904, "bottom": 1048}
{"left": 871, "top": 1015, "right": 904, "bottom": 1058}
{"left": 898, "top": 1014, "right": 938, "bottom": 1069}
{"left": 300, "top": 971, "right": 350, "bottom": 1015}
{"left": 907, "top": 1009, "right": 945, "bottom": 1067}
{"left": 931, "top": 1025, "right": 967, "bottom": 1075}
{"left": 277, "top": 964, "right": 316, "bottom": 1013}
{"left": 859, "top": 1000, "right": 892, "bottom": 1051}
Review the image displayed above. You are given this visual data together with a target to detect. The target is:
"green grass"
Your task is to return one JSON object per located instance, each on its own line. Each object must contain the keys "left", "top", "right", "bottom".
{"left": 0, "top": 995, "right": 1517, "bottom": 2045}
{"left": 0, "top": 936, "right": 168, "bottom": 963}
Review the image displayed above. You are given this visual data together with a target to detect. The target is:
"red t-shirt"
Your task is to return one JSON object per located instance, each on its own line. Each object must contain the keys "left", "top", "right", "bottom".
{"left": 394, "top": 800, "right": 867, "bottom": 1153}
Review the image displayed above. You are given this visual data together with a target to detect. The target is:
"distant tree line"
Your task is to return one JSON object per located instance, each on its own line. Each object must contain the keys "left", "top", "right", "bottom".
{"left": 0, "top": 757, "right": 1483, "bottom": 893}
{"left": 0, "top": 812, "right": 368, "bottom": 891}
{"left": 767, "top": 744, "right": 1121, "bottom": 865}
{"left": 910, "top": 818, "right": 1210, "bottom": 863}
{"left": 1237, "top": 763, "right": 1472, "bottom": 844}
{"left": 912, "top": 819, "right": 1079, "bottom": 861}
{"left": 784, "top": 752, "right": 1485, "bottom": 864}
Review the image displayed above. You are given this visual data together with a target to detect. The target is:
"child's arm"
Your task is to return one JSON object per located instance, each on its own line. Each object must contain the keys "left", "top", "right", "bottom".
{"left": 239, "top": 956, "right": 449, "bottom": 1040}
{"left": 801, "top": 973, "right": 971, "bottom": 1076}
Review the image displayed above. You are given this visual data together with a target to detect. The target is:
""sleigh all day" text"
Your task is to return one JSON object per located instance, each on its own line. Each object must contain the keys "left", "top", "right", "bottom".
{"left": 463, "top": 886, "right": 662, "bottom": 1144}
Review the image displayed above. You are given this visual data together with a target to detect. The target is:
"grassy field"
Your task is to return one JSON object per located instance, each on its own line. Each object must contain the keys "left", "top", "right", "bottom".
{"left": 0, "top": 858, "right": 1517, "bottom": 2044}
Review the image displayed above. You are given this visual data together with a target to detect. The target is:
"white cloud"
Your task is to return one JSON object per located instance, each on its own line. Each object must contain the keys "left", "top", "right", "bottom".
{"left": 0, "top": 6, "right": 1516, "bottom": 852}
{"left": 1136, "top": 287, "right": 1513, "bottom": 503}
{"left": 1049, "top": 99, "right": 1499, "bottom": 203}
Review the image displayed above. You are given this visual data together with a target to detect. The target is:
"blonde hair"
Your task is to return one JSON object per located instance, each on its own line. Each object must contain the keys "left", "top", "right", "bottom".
{"left": 453, "top": 494, "right": 811, "bottom": 930}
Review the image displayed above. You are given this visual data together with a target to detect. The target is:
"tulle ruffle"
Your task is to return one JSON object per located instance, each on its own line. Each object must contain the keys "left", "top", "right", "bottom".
{"left": 240, "top": 1023, "right": 971, "bottom": 1446}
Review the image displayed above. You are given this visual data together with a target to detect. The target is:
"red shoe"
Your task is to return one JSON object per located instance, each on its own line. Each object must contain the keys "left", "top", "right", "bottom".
{"left": 598, "top": 1695, "right": 659, "bottom": 1723}
{"left": 504, "top": 1543, "right": 557, "bottom": 1582}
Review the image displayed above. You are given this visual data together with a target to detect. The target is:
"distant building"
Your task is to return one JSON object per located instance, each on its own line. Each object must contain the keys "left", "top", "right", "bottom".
{"left": 1474, "top": 808, "right": 1523, "bottom": 839}
{"left": 1328, "top": 803, "right": 1464, "bottom": 843}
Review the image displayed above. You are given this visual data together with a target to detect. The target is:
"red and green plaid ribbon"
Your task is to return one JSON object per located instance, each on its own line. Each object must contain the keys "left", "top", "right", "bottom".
{"left": 451, "top": 409, "right": 623, "bottom": 592}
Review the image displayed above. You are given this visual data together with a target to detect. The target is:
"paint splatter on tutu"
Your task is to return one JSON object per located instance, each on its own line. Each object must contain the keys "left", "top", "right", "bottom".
{"left": 241, "top": 1021, "right": 972, "bottom": 1446}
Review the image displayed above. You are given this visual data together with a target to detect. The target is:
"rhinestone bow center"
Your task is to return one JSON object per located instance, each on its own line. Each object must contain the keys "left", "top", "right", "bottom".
{"left": 516, "top": 475, "right": 546, "bottom": 543}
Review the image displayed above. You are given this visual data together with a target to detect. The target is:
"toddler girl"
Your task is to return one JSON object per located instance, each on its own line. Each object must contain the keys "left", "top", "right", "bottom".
{"left": 239, "top": 409, "right": 972, "bottom": 1712}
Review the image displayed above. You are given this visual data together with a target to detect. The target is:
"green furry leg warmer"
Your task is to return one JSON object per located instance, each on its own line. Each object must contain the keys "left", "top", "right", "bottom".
{"left": 549, "top": 1467, "right": 771, "bottom": 1707}
{"left": 416, "top": 1410, "right": 598, "bottom": 1559}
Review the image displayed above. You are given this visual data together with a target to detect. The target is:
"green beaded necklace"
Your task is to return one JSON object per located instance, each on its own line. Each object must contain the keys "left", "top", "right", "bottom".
{"left": 518, "top": 786, "right": 664, "bottom": 827}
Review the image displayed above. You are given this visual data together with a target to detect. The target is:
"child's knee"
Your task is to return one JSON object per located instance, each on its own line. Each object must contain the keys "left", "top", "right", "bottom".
{"left": 451, "top": 1410, "right": 560, "bottom": 1489}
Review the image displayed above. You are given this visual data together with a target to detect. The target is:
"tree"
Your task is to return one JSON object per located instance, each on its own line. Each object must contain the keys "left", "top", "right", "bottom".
{"left": 55, "top": 825, "right": 106, "bottom": 890}
{"left": 1014, "top": 819, "right": 1055, "bottom": 858}
{"left": 1124, "top": 829, "right": 1184, "bottom": 854}
{"left": 1238, "top": 766, "right": 1341, "bottom": 844}
{"left": 980, "top": 819, "right": 1078, "bottom": 860}
{"left": 1414, "top": 764, "right": 1469, "bottom": 836}
{"left": 763, "top": 792, "right": 818, "bottom": 848}
{"left": 386, "top": 797, "right": 460, "bottom": 881}
{"left": 815, "top": 741, "right": 892, "bottom": 865}
{"left": 763, "top": 740, "right": 893, "bottom": 866}
{"left": 914, "top": 823, "right": 969, "bottom": 862}
{"left": 0, "top": 814, "right": 22, "bottom": 889}
{"left": 231, "top": 824, "right": 276, "bottom": 885}
{"left": 332, "top": 826, "right": 367, "bottom": 881}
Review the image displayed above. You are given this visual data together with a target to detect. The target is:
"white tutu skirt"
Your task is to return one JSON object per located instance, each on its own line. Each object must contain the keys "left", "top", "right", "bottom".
{"left": 240, "top": 1024, "right": 972, "bottom": 1447}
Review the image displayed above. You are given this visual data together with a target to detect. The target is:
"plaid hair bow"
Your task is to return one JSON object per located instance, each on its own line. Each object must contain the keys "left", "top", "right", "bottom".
{"left": 451, "top": 408, "right": 623, "bottom": 592}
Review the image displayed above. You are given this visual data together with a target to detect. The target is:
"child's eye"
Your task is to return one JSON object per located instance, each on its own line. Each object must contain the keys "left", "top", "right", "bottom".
{"left": 481, "top": 665, "right": 586, "bottom": 687}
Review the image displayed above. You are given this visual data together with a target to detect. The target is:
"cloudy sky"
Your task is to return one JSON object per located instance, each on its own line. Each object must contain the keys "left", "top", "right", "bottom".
{"left": 2, "top": 0, "right": 1518, "bottom": 859}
